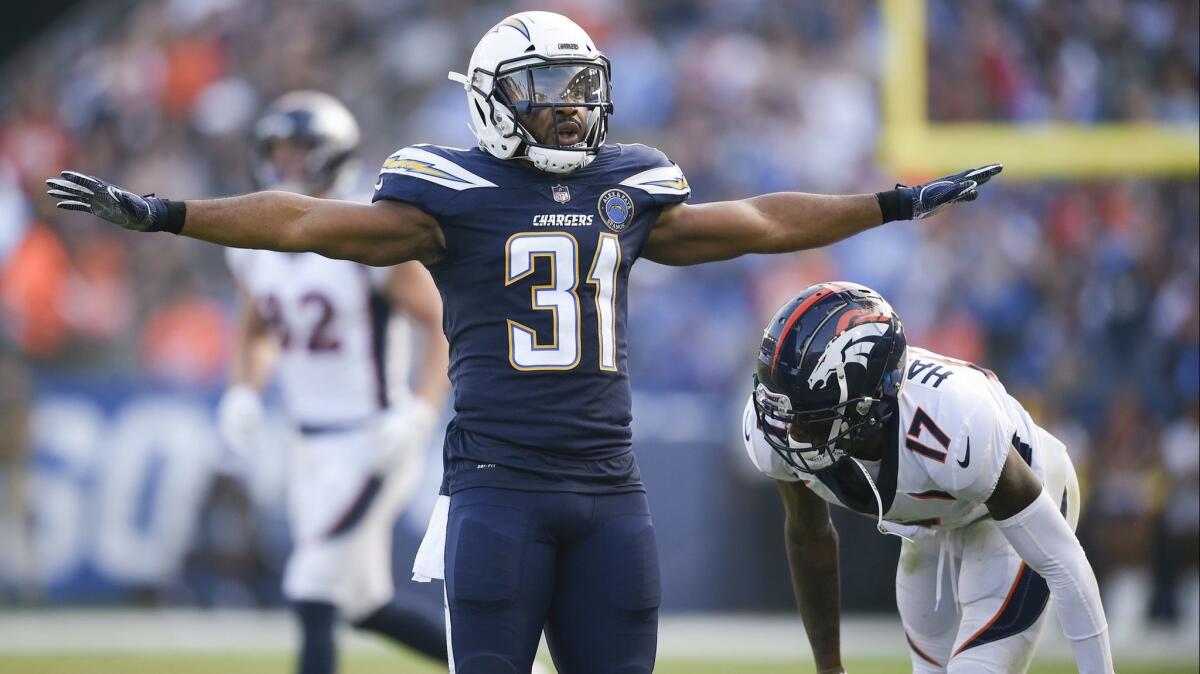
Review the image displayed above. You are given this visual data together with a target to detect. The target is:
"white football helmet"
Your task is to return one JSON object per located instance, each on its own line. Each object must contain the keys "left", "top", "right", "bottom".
{"left": 449, "top": 12, "right": 612, "bottom": 174}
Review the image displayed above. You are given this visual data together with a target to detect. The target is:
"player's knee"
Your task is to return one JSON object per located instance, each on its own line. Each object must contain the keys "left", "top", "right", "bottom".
{"left": 946, "top": 653, "right": 1014, "bottom": 674}
{"left": 911, "top": 659, "right": 946, "bottom": 674}
{"left": 454, "top": 654, "right": 522, "bottom": 674}
{"left": 946, "top": 663, "right": 998, "bottom": 674}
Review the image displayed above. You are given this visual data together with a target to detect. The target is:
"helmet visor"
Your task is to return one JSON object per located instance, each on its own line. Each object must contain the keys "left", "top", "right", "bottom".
{"left": 496, "top": 64, "right": 608, "bottom": 148}
{"left": 498, "top": 64, "right": 606, "bottom": 106}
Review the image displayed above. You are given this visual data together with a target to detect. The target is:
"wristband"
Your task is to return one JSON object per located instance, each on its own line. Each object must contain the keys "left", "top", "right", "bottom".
{"left": 874, "top": 189, "right": 911, "bottom": 223}
{"left": 161, "top": 199, "right": 187, "bottom": 234}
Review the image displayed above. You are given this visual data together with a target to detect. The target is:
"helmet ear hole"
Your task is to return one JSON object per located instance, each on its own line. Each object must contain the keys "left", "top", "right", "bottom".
{"left": 473, "top": 100, "right": 487, "bottom": 125}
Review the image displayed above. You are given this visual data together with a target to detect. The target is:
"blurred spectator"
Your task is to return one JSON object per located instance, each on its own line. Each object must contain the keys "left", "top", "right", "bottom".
{"left": 928, "top": 0, "right": 1200, "bottom": 123}
{"left": 0, "top": 221, "right": 73, "bottom": 357}
{"left": 140, "top": 272, "right": 229, "bottom": 387}
{"left": 1150, "top": 402, "right": 1200, "bottom": 623}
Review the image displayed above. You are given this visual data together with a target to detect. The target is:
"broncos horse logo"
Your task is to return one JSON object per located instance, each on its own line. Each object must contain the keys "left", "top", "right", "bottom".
{"left": 807, "top": 322, "right": 889, "bottom": 401}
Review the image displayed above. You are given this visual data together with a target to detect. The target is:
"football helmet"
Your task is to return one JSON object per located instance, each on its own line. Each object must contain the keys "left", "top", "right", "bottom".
{"left": 251, "top": 90, "right": 361, "bottom": 196}
{"left": 449, "top": 11, "right": 612, "bottom": 175}
{"left": 753, "top": 282, "right": 907, "bottom": 472}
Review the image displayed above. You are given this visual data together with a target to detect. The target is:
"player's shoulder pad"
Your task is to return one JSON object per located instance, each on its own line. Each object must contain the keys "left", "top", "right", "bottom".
{"left": 741, "top": 396, "right": 805, "bottom": 483}
{"left": 377, "top": 144, "right": 497, "bottom": 192}
{"left": 613, "top": 143, "right": 691, "bottom": 200}
{"left": 906, "top": 380, "right": 1014, "bottom": 503}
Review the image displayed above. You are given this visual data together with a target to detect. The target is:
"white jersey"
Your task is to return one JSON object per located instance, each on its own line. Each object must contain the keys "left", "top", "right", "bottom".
{"left": 743, "top": 346, "right": 1071, "bottom": 532}
{"left": 226, "top": 249, "right": 410, "bottom": 427}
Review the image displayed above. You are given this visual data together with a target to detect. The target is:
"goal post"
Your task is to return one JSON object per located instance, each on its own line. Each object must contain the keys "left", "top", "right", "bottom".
{"left": 879, "top": 0, "right": 1200, "bottom": 179}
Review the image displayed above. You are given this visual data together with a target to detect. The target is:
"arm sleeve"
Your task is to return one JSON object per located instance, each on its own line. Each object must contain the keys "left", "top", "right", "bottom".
{"left": 995, "top": 489, "right": 1114, "bottom": 674}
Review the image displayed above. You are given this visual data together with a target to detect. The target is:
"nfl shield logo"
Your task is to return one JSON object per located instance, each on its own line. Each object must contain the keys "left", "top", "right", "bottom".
{"left": 552, "top": 184, "right": 571, "bottom": 204}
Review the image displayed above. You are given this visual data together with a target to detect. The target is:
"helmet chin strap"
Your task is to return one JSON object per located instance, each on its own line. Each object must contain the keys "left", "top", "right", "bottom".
{"left": 848, "top": 458, "right": 912, "bottom": 543}
{"left": 525, "top": 145, "right": 594, "bottom": 174}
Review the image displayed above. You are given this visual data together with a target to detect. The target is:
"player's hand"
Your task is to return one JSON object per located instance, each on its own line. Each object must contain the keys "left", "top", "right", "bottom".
{"left": 376, "top": 399, "right": 438, "bottom": 473}
{"left": 45, "top": 170, "right": 170, "bottom": 232}
{"left": 899, "top": 163, "right": 1003, "bottom": 220}
{"left": 217, "top": 385, "right": 266, "bottom": 456}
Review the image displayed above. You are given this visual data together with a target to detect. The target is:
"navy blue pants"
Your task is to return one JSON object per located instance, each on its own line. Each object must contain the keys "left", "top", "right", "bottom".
{"left": 445, "top": 488, "right": 660, "bottom": 674}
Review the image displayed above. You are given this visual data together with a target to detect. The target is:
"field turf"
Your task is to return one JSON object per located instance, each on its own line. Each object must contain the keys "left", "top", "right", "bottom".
{"left": 1, "top": 653, "right": 1194, "bottom": 674}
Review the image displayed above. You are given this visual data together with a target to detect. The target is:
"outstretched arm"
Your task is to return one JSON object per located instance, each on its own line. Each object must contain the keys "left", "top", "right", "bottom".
{"left": 987, "top": 448, "right": 1114, "bottom": 674}
{"left": 46, "top": 171, "right": 445, "bottom": 266}
{"left": 777, "top": 480, "right": 845, "bottom": 674}
{"left": 643, "top": 164, "right": 1001, "bottom": 266}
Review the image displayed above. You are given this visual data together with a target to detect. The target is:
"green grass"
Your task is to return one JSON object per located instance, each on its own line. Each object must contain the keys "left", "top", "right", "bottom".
{"left": 0, "top": 653, "right": 1194, "bottom": 674}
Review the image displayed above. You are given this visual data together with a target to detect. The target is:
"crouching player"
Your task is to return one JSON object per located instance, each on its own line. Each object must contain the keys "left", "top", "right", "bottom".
{"left": 743, "top": 282, "right": 1113, "bottom": 673}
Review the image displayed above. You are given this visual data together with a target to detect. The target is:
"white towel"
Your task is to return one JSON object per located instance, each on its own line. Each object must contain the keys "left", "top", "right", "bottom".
{"left": 412, "top": 494, "right": 450, "bottom": 582}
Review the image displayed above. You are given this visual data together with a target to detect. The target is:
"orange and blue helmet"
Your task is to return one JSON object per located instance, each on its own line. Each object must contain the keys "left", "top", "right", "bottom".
{"left": 753, "top": 282, "right": 907, "bottom": 473}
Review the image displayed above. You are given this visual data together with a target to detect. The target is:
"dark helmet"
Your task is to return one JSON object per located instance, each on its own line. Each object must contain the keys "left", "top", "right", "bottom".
{"left": 251, "top": 90, "right": 361, "bottom": 195}
{"left": 753, "top": 282, "right": 907, "bottom": 472}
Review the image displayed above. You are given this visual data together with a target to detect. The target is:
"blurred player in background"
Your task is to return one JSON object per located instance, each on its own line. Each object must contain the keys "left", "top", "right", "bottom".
{"left": 744, "top": 282, "right": 1112, "bottom": 673}
{"left": 215, "top": 91, "right": 450, "bottom": 674}
{"left": 46, "top": 11, "right": 1001, "bottom": 673}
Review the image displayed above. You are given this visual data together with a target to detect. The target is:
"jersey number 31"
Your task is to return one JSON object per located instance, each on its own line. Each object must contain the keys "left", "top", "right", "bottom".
{"left": 505, "top": 232, "right": 620, "bottom": 372}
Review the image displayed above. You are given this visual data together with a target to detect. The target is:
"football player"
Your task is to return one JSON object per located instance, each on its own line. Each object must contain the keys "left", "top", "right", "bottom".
{"left": 215, "top": 91, "right": 450, "bottom": 673}
{"left": 744, "top": 282, "right": 1112, "bottom": 673}
{"left": 47, "top": 12, "right": 1002, "bottom": 673}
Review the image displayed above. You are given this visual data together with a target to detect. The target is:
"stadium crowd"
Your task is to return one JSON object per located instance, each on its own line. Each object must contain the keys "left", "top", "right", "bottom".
{"left": 1, "top": 0, "right": 1196, "bottom": 621}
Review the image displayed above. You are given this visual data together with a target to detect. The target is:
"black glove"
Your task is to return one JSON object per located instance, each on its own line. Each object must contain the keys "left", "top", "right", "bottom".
{"left": 46, "top": 171, "right": 184, "bottom": 233}
{"left": 878, "top": 164, "right": 1004, "bottom": 222}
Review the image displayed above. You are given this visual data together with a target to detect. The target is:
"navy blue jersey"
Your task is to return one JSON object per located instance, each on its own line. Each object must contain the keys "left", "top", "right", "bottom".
{"left": 372, "top": 143, "right": 690, "bottom": 494}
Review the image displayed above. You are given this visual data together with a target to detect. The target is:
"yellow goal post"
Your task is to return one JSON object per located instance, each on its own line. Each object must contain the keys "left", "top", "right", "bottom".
{"left": 879, "top": 0, "right": 1199, "bottom": 179}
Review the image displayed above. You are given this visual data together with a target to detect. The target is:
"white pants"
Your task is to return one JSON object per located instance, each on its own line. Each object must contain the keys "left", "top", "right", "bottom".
{"left": 898, "top": 444, "right": 1081, "bottom": 673}
{"left": 282, "top": 426, "right": 421, "bottom": 620}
